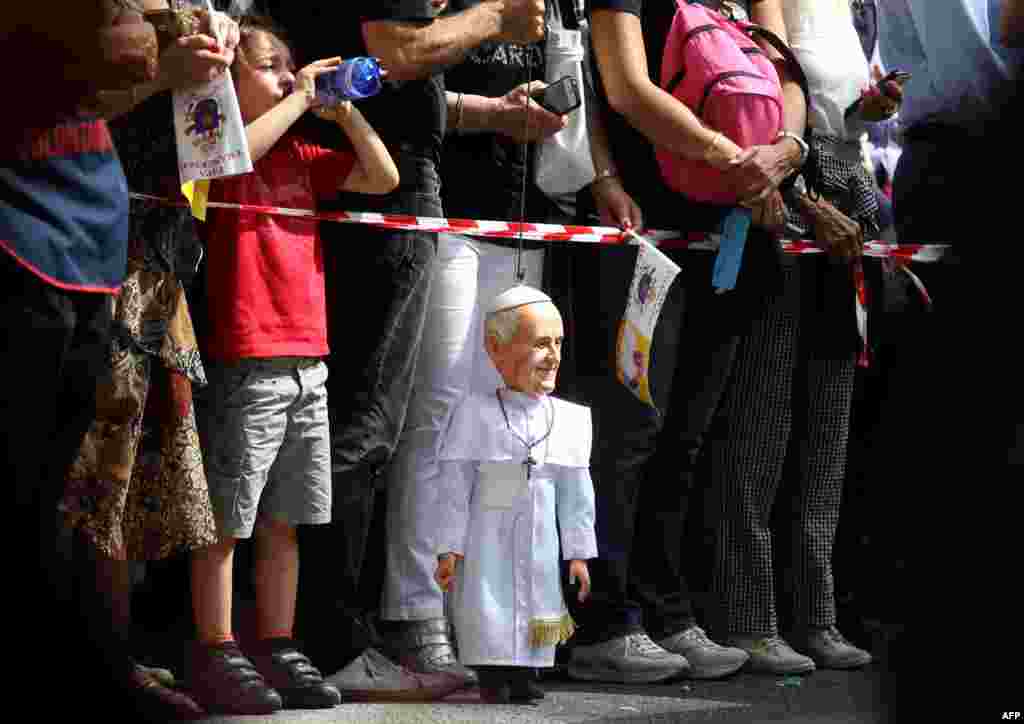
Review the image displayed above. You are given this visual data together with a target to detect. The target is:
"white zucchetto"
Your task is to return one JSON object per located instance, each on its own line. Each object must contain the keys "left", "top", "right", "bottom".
{"left": 486, "top": 285, "right": 552, "bottom": 316}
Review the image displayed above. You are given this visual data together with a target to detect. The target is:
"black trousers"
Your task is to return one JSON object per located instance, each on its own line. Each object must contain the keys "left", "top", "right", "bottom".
{"left": 570, "top": 244, "right": 748, "bottom": 644}
{"left": 0, "top": 255, "right": 139, "bottom": 716}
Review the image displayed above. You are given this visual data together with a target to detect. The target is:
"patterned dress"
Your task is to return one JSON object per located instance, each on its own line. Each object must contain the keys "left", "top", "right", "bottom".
{"left": 60, "top": 93, "right": 217, "bottom": 561}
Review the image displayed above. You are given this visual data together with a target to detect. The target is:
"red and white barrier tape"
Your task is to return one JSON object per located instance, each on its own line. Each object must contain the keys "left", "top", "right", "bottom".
{"left": 131, "top": 191, "right": 945, "bottom": 368}
{"left": 128, "top": 192, "right": 950, "bottom": 262}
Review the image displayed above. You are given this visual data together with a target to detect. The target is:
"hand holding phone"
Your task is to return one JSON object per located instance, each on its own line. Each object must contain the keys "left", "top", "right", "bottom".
{"left": 531, "top": 76, "right": 582, "bottom": 115}
{"left": 845, "top": 69, "right": 911, "bottom": 121}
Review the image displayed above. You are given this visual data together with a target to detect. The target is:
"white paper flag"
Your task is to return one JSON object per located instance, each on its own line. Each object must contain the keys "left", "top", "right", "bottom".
{"left": 615, "top": 235, "right": 682, "bottom": 411}
{"left": 173, "top": 72, "right": 253, "bottom": 186}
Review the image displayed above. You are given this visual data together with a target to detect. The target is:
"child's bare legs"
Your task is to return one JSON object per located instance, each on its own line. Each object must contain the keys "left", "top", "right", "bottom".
{"left": 253, "top": 517, "right": 298, "bottom": 640}
{"left": 191, "top": 537, "right": 237, "bottom": 645}
{"left": 187, "top": 537, "right": 284, "bottom": 714}
{"left": 248, "top": 516, "right": 342, "bottom": 709}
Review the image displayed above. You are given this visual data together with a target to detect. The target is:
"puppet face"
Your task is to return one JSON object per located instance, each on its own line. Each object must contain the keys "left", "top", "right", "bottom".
{"left": 234, "top": 30, "right": 296, "bottom": 123}
{"left": 488, "top": 302, "right": 564, "bottom": 397}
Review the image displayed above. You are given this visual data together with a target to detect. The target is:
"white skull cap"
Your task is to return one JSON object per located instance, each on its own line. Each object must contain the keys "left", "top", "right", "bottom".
{"left": 486, "top": 284, "right": 553, "bottom": 316}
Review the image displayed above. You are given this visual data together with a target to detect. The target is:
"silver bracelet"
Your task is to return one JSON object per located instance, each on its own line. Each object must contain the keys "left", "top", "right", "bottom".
{"left": 776, "top": 130, "right": 809, "bottom": 168}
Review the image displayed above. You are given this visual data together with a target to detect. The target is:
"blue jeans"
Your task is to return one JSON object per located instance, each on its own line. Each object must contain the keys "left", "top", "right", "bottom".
{"left": 296, "top": 150, "right": 441, "bottom": 673}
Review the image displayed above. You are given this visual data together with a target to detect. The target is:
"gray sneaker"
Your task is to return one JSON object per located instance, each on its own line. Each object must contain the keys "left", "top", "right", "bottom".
{"left": 568, "top": 632, "right": 691, "bottom": 683}
{"left": 658, "top": 626, "right": 749, "bottom": 679}
{"left": 728, "top": 634, "right": 816, "bottom": 675}
{"left": 793, "top": 626, "right": 872, "bottom": 669}
{"left": 325, "top": 647, "right": 465, "bottom": 702}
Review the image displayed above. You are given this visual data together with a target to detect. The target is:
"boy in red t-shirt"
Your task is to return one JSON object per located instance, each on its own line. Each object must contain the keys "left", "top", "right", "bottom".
{"left": 187, "top": 15, "right": 398, "bottom": 716}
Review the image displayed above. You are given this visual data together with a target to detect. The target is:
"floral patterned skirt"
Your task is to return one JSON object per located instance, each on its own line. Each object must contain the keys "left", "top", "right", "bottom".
{"left": 61, "top": 260, "right": 217, "bottom": 561}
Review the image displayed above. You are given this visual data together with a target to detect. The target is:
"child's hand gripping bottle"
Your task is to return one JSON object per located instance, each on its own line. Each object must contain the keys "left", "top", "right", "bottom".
{"left": 315, "top": 57, "right": 383, "bottom": 106}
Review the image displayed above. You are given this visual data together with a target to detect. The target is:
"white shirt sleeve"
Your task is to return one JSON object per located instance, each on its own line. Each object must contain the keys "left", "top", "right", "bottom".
{"left": 436, "top": 460, "right": 475, "bottom": 557}
{"left": 556, "top": 465, "right": 598, "bottom": 561}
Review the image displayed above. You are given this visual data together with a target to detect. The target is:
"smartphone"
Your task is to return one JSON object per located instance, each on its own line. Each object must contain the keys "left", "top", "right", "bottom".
{"left": 532, "top": 76, "right": 582, "bottom": 115}
{"left": 880, "top": 70, "right": 912, "bottom": 84}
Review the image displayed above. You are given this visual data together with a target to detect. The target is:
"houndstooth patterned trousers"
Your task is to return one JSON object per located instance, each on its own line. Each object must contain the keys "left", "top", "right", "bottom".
{"left": 710, "top": 258, "right": 855, "bottom": 636}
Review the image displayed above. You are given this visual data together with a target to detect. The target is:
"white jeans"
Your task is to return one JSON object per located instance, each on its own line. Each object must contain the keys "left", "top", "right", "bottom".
{"left": 381, "top": 233, "right": 544, "bottom": 620}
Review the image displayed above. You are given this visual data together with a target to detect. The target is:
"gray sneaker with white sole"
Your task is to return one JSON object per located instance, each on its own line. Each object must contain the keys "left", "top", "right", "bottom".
{"left": 568, "top": 632, "right": 691, "bottom": 683}
{"left": 658, "top": 625, "right": 749, "bottom": 679}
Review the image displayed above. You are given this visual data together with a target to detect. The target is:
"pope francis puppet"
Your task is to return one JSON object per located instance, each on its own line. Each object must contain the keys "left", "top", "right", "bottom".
{"left": 434, "top": 285, "right": 598, "bottom": 704}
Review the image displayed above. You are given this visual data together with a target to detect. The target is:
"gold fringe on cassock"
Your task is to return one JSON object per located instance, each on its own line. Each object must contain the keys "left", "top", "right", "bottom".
{"left": 528, "top": 613, "right": 576, "bottom": 648}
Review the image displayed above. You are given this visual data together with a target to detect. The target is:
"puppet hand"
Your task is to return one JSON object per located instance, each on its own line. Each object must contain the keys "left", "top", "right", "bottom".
{"left": 435, "top": 552, "right": 463, "bottom": 592}
{"left": 569, "top": 560, "right": 591, "bottom": 603}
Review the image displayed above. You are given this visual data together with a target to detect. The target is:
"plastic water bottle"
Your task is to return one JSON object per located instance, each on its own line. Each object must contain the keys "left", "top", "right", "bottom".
{"left": 316, "top": 57, "right": 383, "bottom": 106}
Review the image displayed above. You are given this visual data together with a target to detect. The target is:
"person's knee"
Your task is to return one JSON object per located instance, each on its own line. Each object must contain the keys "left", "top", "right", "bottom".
{"left": 254, "top": 516, "right": 297, "bottom": 543}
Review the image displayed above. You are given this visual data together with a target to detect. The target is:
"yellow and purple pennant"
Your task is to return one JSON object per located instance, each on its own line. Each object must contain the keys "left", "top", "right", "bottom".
{"left": 615, "top": 235, "right": 681, "bottom": 411}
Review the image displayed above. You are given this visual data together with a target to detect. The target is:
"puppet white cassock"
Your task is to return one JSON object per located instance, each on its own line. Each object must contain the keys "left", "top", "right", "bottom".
{"left": 435, "top": 286, "right": 597, "bottom": 668}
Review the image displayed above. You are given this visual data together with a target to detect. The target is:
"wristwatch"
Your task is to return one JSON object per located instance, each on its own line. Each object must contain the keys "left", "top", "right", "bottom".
{"left": 776, "top": 130, "right": 809, "bottom": 169}
{"left": 790, "top": 174, "right": 808, "bottom": 197}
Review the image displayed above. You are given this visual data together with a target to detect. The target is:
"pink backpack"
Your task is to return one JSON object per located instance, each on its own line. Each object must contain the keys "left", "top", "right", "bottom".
{"left": 656, "top": 1, "right": 791, "bottom": 204}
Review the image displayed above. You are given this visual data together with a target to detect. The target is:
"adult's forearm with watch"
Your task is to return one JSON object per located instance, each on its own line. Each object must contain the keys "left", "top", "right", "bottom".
{"left": 749, "top": 0, "right": 806, "bottom": 169}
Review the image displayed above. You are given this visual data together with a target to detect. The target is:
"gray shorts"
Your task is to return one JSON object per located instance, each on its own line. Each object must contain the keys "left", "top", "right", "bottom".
{"left": 198, "top": 358, "right": 332, "bottom": 538}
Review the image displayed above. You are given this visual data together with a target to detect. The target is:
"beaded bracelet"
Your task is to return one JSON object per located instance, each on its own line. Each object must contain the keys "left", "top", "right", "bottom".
{"left": 454, "top": 92, "right": 465, "bottom": 134}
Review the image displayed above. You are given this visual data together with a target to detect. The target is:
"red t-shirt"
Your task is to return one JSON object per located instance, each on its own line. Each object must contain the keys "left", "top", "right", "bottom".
{"left": 201, "top": 134, "right": 355, "bottom": 362}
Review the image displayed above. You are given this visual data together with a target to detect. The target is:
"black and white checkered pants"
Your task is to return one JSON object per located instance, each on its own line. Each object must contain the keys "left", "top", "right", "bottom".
{"left": 710, "top": 258, "right": 855, "bottom": 636}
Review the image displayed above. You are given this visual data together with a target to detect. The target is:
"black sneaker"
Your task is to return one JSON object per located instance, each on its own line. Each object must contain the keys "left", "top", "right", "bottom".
{"left": 248, "top": 638, "right": 342, "bottom": 709}
{"left": 185, "top": 641, "right": 283, "bottom": 715}
{"left": 509, "top": 670, "right": 545, "bottom": 702}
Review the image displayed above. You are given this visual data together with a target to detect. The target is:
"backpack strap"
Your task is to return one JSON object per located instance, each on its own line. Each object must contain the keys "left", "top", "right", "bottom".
{"left": 741, "top": 25, "right": 810, "bottom": 118}
{"left": 742, "top": 24, "right": 820, "bottom": 195}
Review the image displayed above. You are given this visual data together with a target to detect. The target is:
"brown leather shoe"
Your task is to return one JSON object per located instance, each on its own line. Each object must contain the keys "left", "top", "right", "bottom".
{"left": 185, "top": 641, "right": 283, "bottom": 715}
{"left": 248, "top": 638, "right": 342, "bottom": 709}
{"left": 380, "top": 617, "right": 477, "bottom": 688}
{"left": 325, "top": 647, "right": 466, "bottom": 702}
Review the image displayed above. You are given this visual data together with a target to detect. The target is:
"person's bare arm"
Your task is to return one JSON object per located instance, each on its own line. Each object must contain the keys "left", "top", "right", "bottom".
{"left": 444, "top": 84, "right": 565, "bottom": 140}
{"left": 1002, "top": 0, "right": 1024, "bottom": 47}
{"left": 245, "top": 57, "right": 342, "bottom": 162}
{"left": 315, "top": 103, "right": 399, "bottom": 194}
{"left": 740, "top": 0, "right": 806, "bottom": 189}
{"left": 362, "top": 0, "right": 544, "bottom": 82}
{"left": 586, "top": 89, "right": 644, "bottom": 230}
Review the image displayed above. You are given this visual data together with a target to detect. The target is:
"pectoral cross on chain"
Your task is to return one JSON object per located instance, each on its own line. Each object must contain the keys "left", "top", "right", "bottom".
{"left": 496, "top": 389, "right": 555, "bottom": 484}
